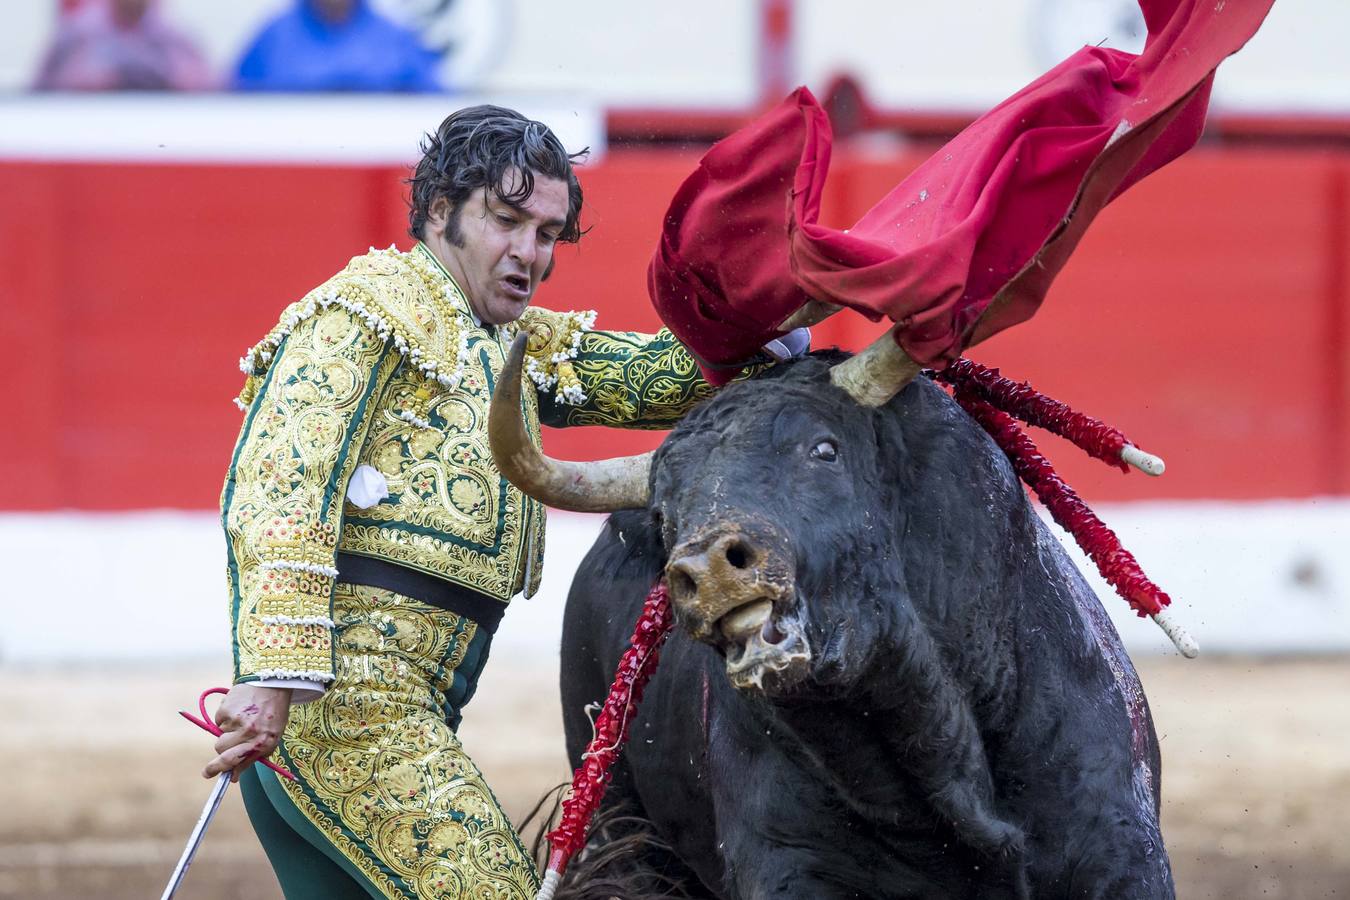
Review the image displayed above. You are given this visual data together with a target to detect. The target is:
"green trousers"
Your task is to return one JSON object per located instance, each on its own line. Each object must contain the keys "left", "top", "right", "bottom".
{"left": 242, "top": 765, "right": 375, "bottom": 899}
{"left": 240, "top": 582, "right": 539, "bottom": 899}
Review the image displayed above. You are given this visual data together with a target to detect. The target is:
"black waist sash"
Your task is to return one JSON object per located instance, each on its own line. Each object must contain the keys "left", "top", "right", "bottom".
{"left": 335, "top": 552, "right": 506, "bottom": 634}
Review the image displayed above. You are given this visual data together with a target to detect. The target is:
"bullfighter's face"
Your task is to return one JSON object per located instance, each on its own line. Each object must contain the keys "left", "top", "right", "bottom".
{"left": 426, "top": 169, "right": 569, "bottom": 326}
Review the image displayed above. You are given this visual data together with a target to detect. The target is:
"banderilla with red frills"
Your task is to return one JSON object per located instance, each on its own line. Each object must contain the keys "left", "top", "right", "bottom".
{"left": 535, "top": 580, "right": 675, "bottom": 900}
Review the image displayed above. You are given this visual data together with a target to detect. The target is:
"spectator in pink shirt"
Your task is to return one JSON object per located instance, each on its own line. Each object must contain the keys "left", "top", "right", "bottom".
{"left": 34, "top": 0, "right": 214, "bottom": 91}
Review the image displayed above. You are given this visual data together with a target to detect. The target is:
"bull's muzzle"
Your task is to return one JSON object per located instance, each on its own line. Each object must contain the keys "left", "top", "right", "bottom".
{"left": 665, "top": 520, "right": 811, "bottom": 692}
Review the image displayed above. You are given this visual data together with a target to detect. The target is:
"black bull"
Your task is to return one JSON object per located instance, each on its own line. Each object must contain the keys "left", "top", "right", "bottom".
{"left": 556, "top": 354, "right": 1173, "bottom": 899}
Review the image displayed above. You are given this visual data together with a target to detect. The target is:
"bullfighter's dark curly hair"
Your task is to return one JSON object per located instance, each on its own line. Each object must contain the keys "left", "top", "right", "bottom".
{"left": 406, "top": 104, "right": 587, "bottom": 246}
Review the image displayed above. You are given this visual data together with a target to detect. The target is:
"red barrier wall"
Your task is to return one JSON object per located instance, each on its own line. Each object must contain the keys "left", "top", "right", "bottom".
{"left": 1, "top": 146, "right": 1345, "bottom": 510}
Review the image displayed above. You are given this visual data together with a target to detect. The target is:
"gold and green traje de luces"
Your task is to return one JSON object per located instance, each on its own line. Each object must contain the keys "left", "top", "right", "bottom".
{"left": 219, "top": 243, "right": 713, "bottom": 899}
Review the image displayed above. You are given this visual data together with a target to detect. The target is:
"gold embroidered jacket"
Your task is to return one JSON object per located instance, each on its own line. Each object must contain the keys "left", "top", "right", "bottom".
{"left": 222, "top": 244, "right": 714, "bottom": 685}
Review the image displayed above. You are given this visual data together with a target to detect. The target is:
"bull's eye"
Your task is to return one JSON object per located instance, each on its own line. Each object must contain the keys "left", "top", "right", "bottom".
{"left": 810, "top": 439, "right": 838, "bottom": 462}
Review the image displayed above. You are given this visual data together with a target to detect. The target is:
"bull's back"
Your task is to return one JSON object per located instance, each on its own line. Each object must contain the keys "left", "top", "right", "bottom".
{"left": 1006, "top": 518, "right": 1173, "bottom": 895}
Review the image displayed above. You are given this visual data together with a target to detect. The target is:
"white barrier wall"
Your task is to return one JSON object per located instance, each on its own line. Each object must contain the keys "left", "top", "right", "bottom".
{"left": 4, "top": 1, "right": 1345, "bottom": 113}
{"left": 0, "top": 93, "right": 604, "bottom": 163}
{"left": 3, "top": 501, "right": 1347, "bottom": 665}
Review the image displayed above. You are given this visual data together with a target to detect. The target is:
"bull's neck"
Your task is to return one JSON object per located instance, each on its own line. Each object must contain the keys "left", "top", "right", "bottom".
{"left": 768, "top": 607, "right": 1025, "bottom": 860}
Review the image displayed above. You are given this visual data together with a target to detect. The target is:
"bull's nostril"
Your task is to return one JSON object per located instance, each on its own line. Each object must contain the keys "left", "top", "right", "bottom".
{"left": 669, "top": 568, "right": 697, "bottom": 600}
{"left": 725, "top": 541, "right": 753, "bottom": 569}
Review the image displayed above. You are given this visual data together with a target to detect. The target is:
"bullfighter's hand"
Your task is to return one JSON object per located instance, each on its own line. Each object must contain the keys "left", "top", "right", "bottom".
{"left": 202, "top": 683, "right": 293, "bottom": 783}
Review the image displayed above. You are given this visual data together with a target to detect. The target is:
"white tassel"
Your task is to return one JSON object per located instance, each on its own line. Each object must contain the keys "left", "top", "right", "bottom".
{"left": 259, "top": 560, "right": 340, "bottom": 578}
{"left": 260, "top": 615, "right": 335, "bottom": 628}
{"left": 254, "top": 668, "right": 335, "bottom": 682}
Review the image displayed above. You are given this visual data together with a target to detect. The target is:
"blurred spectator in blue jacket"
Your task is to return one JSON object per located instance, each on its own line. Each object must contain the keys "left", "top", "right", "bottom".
{"left": 34, "top": 0, "right": 215, "bottom": 91}
{"left": 234, "top": 0, "right": 443, "bottom": 92}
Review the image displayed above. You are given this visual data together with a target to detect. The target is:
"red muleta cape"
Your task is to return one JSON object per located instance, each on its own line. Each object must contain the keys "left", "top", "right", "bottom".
{"left": 650, "top": 0, "right": 1274, "bottom": 384}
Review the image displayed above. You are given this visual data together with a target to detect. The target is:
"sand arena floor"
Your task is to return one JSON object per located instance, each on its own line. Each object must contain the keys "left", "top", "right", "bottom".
{"left": 1, "top": 655, "right": 1346, "bottom": 899}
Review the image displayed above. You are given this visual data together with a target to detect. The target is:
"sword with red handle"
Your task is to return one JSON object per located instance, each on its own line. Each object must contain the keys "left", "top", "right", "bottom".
{"left": 160, "top": 687, "right": 296, "bottom": 900}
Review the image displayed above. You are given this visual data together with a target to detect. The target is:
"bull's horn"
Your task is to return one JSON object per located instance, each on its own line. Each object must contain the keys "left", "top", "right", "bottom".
{"left": 488, "top": 334, "right": 653, "bottom": 512}
{"left": 777, "top": 298, "right": 844, "bottom": 331}
{"left": 830, "top": 326, "right": 922, "bottom": 407}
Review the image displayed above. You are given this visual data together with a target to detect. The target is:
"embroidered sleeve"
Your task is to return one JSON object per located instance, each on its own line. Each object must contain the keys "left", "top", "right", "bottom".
{"left": 511, "top": 307, "right": 597, "bottom": 406}
{"left": 221, "top": 304, "right": 398, "bottom": 686}
{"left": 535, "top": 324, "right": 718, "bottom": 429}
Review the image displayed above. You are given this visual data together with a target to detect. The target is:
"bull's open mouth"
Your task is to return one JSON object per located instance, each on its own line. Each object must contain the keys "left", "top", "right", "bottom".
{"left": 719, "top": 600, "right": 811, "bottom": 693}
